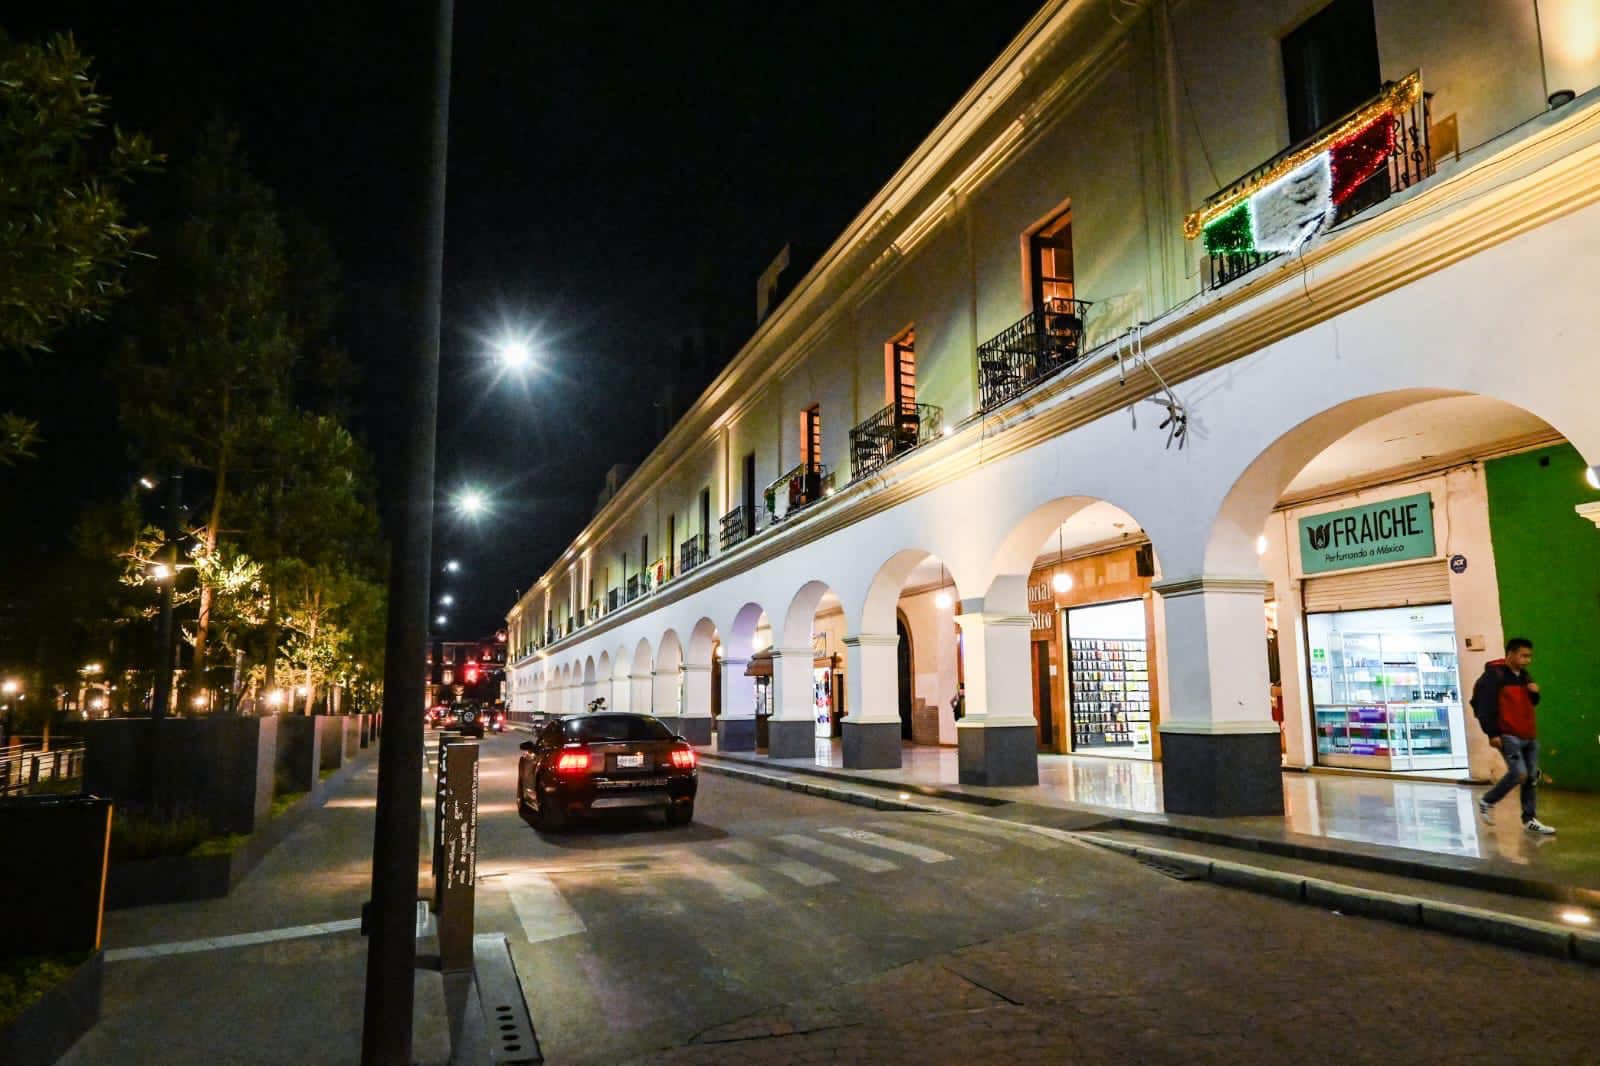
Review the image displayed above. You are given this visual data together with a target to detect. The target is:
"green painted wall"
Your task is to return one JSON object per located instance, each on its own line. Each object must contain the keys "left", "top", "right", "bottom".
{"left": 1485, "top": 445, "right": 1600, "bottom": 792}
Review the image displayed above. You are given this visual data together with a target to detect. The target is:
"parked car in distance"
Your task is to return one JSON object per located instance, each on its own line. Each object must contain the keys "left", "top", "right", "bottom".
{"left": 517, "top": 713, "right": 697, "bottom": 831}
{"left": 426, "top": 704, "right": 449, "bottom": 728}
{"left": 486, "top": 706, "right": 506, "bottom": 734}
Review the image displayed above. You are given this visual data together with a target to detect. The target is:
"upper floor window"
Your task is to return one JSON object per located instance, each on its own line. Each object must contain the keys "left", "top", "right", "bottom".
{"left": 885, "top": 326, "right": 915, "bottom": 414}
{"left": 1282, "top": 0, "right": 1380, "bottom": 143}
{"left": 801, "top": 404, "right": 821, "bottom": 474}
{"left": 1028, "top": 209, "right": 1073, "bottom": 310}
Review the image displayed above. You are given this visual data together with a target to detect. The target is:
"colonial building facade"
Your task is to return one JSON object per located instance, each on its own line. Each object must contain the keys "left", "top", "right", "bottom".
{"left": 506, "top": 0, "right": 1600, "bottom": 815}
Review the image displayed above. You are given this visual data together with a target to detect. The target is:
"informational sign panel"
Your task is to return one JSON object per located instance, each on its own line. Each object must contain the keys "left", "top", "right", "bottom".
{"left": 437, "top": 739, "right": 479, "bottom": 973}
{"left": 1298, "top": 492, "right": 1435, "bottom": 575}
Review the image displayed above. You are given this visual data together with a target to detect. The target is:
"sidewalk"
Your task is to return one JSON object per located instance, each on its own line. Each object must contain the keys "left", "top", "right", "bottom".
{"left": 58, "top": 748, "right": 456, "bottom": 1066}
{"left": 701, "top": 738, "right": 1600, "bottom": 902}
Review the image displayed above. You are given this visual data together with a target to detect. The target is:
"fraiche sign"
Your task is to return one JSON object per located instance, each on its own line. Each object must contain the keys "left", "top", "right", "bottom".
{"left": 1298, "top": 492, "right": 1435, "bottom": 575}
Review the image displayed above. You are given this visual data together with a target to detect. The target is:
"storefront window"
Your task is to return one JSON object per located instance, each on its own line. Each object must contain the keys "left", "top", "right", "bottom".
{"left": 1063, "top": 599, "right": 1153, "bottom": 760}
{"left": 1305, "top": 603, "right": 1468, "bottom": 771}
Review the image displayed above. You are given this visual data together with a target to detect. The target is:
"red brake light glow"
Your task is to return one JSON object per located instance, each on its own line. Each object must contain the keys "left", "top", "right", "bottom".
{"left": 555, "top": 749, "right": 590, "bottom": 773}
{"left": 670, "top": 746, "right": 696, "bottom": 770}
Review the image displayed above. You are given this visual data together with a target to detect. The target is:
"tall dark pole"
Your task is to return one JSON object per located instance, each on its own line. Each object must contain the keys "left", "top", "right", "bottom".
{"left": 150, "top": 472, "right": 183, "bottom": 721}
{"left": 361, "top": 0, "right": 452, "bottom": 1062}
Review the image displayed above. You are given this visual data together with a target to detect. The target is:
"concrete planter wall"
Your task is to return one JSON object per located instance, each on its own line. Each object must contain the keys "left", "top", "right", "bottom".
{"left": 83, "top": 717, "right": 278, "bottom": 834}
{"left": 342, "top": 717, "right": 359, "bottom": 761}
{"left": 0, "top": 952, "right": 103, "bottom": 1066}
{"left": 274, "top": 715, "right": 321, "bottom": 795}
{"left": 316, "top": 715, "right": 344, "bottom": 773}
{"left": 0, "top": 796, "right": 112, "bottom": 955}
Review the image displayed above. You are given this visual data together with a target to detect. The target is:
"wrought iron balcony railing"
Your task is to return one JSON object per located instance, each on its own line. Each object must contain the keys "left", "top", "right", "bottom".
{"left": 1187, "top": 72, "right": 1433, "bottom": 291}
{"left": 849, "top": 402, "right": 943, "bottom": 481}
{"left": 719, "top": 503, "right": 766, "bottom": 550}
{"left": 976, "top": 297, "right": 1091, "bottom": 412}
{"left": 767, "top": 462, "right": 829, "bottom": 519}
{"left": 625, "top": 573, "right": 649, "bottom": 603}
{"left": 679, "top": 532, "right": 711, "bottom": 573}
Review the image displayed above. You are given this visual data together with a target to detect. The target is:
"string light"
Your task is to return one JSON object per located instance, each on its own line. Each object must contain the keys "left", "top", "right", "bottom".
{"left": 1186, "top": 72, "right": 1422, "bottom": 239}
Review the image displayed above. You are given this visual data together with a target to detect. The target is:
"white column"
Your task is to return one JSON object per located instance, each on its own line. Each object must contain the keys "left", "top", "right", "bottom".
{"left": 653, "top": 669, "right": 682, "bottom": 718}
{"left": 718, "top": 657, "right": 757, "bottom": 750}
{"left": 768, "top": 647, "right": 818, "bottom": 759}
{"left": 630, "top": 673, "right": 652, "bottom": 715}
{"left": 678, "top": 664, "right": 713, "bottom": 744}
{"left": 952, "top": 607, "right": 1037, "bottom": 786}
{"left": 1154, "top": 576, "right": 1283, "bottom": 816}
{"left": 842, "top": 633, "right": 903, "bottom": 768}
{"left": 610, "top": 674, "right": 631, "bottom": 713}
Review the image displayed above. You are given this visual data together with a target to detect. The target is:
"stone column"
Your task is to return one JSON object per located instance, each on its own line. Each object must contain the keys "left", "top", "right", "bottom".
{"left": 630, "top": 673, "right": 653, "bottom": 716}
{"left": 843, "top": 634, "right": 903, "bottom": 769}
{"left": 609, "top": 674, "right": 631, "bottom": 713}
{"left": 718, "top": 657, "right": 756, "bottom": 751}
{"left": 652, "top": 668, "right": 683, "bottom": 734}
{"left": 953, "top": 607, "right": 1038, "bottom": 786}
{"left": 1154, "top": 576, "right": 1283, "bottom": 816}
{"left": 679, "top": 664, "right": 713, "bottom": 745}
{"left": 768, "top": 647, "right": 817, "bottom": 759}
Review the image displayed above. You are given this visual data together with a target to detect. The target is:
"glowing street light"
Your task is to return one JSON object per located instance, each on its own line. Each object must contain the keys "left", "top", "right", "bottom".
{"left": 1, "top": 679, "right": 19, "bottom": 696}
{"left": 454, "top": 488, "right": 488, "bottom": 518}
{"left": 494, "top": 334, "right": 535, "bottom": 372}
{"left": 440, "top": 594, "right": 455, "bottom": 607}
{"left": 435, "top": 614, "right": 448, "bottom": 627}
{"left": 150, "top": 562, "right": 173, "bottom": 582}
{"left": 444, "top": 559, "right": 461, "bottom": 574}
{"left": 264, "top": 689, "right": 285, "bottom": 708}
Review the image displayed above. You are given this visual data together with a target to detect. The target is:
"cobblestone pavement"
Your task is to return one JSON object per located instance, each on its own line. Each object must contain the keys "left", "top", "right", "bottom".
{"left": 640, "top": 879, "right": 1600, "bottom": 1064}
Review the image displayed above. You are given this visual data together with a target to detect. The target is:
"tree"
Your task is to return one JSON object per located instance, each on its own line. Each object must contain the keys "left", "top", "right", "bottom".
{"left": 0, "top": 28, "right": 158, "bottom": 462}
{"left": 116, "top": 122, "right": 295, "bottom": 698}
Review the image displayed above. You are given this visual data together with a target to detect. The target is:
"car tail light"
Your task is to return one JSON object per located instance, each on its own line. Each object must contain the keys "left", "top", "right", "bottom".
{"left": 670, "top": 745, "right": 696, "bottom": 770}
{"left": 555, "top": 748, "right": 590, "bottom": 774}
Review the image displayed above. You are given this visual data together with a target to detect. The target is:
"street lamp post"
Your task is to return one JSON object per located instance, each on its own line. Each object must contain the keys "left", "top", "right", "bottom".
{"left": 150, "top": 472, "right": 184, "bottom": 721}
{"left": 361, "top": 0, "right": 453, "bottom": 1061}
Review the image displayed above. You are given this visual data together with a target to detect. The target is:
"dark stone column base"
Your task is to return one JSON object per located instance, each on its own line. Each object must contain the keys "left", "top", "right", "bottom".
{"left": 957, "top": 724, "right": 1038, "bottom": 786}
{"left": 1160, "top": 730, "right": 1284, "bottom": 817}
{"left": 678, "top": 716, "right": 713, "bottom": 746}
{"left": 767, "top": 720, "right": 815, "bottom": 759}
{"left": 843, "top": 722, "right": 903, "bottom": 769}
{"left": 718, "top": 717, "right": 756, "bottom": 751}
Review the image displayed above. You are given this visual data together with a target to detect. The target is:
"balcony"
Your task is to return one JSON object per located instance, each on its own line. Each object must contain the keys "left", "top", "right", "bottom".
{"left": 719, "top": 503, "right": 765, "bottom": 550}
{"left": 1188, "top": 72, "right": 1433, "bottom": 291}
{"left": 849, "top": 402, "right": 943, "bottom": 481}
{"left": 606, "top": 588, "right": 622, "bottom": 613}
{"left": 679, "top": 532, "right": 710, "bottom": 574}
{"left": 625, "top": 573, "right": 650, "bottom": 604}
{"left": 976, "top": 297, "right": 1091, "bottom": 412}
{"left": 766, "top": 462, "right": 829, "bottom": 520}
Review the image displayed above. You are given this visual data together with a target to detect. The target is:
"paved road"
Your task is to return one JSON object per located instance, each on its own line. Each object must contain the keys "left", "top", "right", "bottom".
{"left": 468, "top": 733, "right": 1600, "bottom": 1065}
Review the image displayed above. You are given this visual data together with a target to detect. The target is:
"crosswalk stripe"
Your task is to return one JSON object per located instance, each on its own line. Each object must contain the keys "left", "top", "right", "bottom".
{"left": 820, "top": 826, "right": 952, "bottom": 863}
{"left": 505, "top": 871, "right": 587, "bottom": 944}
{"left": 912, "top": 815, "right": 1064, "bottom": 850}
{"left": 677, "top": 853, "right": 770, "bottom": 902}
{"left": 713, "top": 839, "right": 838, "bottom": 886}
{"left": 865, "top": 820, "right": 1002, "bottom": 855}
{"left": 774, "top": 833, "right": 898, "bottom": 873}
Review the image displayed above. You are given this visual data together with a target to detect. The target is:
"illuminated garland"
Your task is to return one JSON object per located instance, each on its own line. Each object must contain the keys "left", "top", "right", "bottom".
{"left": 1185, "top": 72, "right": 1422, "bottom": 242}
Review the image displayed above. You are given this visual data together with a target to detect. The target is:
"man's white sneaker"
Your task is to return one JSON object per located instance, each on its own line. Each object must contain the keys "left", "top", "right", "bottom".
{"left": 1477, "top": 800, "right": 1495, "bottom": 826}
{"left": 1523, "top": 818, "right": 1557, "bottom": 835}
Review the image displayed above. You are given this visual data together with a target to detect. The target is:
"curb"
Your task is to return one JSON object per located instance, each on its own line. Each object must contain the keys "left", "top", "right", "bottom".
{"left": 699, "top": 760, "right": 946, "bottom": 814}
{"left": 1080, "top": 833, "right": 1600, "bottom": 966}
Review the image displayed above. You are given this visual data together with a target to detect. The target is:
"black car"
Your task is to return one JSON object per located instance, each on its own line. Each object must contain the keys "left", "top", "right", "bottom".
{"left": 449, "top": 701, "right": 487, "bottom": 738}
{"left": 517, "top": 713, "right": 698, "bottom": 830}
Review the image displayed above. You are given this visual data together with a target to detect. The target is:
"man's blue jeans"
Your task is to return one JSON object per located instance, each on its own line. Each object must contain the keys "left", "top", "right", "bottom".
{"left": 1483, "top": 735, "right": 1539, "bottom": 823}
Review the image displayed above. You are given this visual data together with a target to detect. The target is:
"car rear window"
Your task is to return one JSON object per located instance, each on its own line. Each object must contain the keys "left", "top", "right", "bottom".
{"left": 565, "top": 715, "right": 674, "bottom": 742}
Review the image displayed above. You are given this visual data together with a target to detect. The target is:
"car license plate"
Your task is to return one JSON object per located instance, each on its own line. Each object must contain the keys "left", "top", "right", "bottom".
{"left": 617, "top": 753, "right": 645, "bottom": 768}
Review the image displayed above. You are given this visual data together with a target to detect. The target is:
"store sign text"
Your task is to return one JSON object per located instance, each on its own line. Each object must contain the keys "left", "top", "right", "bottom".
{"left": 1298, "top": 492, "right": 1435, "bottom": 575}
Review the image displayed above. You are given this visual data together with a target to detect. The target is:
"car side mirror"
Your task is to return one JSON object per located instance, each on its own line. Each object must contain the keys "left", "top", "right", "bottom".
{"left": 519, "top": 740, "right": 535, "bottom": 753}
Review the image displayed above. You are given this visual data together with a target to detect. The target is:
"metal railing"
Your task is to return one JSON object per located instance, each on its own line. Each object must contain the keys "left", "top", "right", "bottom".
{"left": 719, "top": 503, "right": 764, "bottom": 550}
{"left": 0, "top": 741, "right": 86, "bottom": 797}
{"left": 606, "top": 588, "right": 622, "bottom": 613}
{"left": 1193, "top": 74, "right": 1433, "bottom": 291}
{"left": 679, "top": 532, "right": 711, "bottom": 573}
{"left": 976, "top": 297, "right": 1092, "bottom": 411}
{"left": 848, "top": 402, "right": 943, "bottom": 481}
{"left": 625, "top": 573, "right": 650, "bottom": 604}
{"left": 767, "top": 462, "right": 828, "bottom": 519}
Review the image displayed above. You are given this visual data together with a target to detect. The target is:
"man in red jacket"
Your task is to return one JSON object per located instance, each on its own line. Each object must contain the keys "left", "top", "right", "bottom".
{"left": 1473, "top": 637, "right": 1555, "bottom": 835}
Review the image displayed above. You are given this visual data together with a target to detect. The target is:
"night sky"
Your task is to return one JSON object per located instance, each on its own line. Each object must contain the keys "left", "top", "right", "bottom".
{"left": 6, "top": 1, "right": 1043, "bottom": 639}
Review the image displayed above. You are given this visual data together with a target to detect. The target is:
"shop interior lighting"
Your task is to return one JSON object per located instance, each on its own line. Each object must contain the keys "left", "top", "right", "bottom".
{"left": 1560, "top": 909, "right": 1593, "bottom": 926}
{"left": 1051, "top": 527, "right": 1073, "bottom": 593}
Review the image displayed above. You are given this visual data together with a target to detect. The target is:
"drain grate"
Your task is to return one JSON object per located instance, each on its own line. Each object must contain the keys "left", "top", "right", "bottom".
{"left": 1136, "top": 855, "right": 1206, "bottom": 881}
{"left": 475, "top": 933, "right": 542, "bottom": 1064}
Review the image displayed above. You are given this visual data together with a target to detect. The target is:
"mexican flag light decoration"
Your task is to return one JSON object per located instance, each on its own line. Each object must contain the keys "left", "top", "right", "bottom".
{"left": 1186, "top": 73, "right": 1421, "bottom": 258}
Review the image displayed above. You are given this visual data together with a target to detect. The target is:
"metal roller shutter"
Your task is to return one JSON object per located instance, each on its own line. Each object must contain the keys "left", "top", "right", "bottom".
{"left": 1302, "top": 560, "right": 1451, "bottom": 613}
